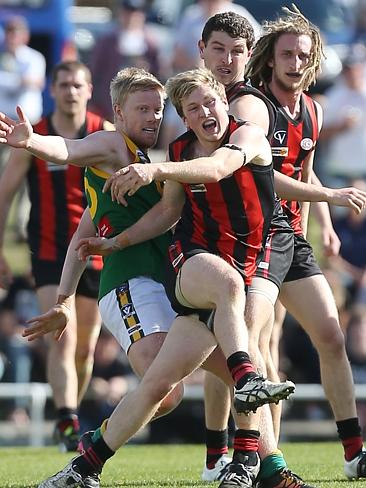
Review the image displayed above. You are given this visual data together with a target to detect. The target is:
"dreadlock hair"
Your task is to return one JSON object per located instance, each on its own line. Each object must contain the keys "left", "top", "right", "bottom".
{"left": 201, "top": 11, "right": 255, "bottom": 51}
{"left": 246, "top": 4, "right": 324, "bottom": 91}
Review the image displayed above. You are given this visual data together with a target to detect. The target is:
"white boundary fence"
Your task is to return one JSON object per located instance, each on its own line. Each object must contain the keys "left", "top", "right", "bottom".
{"left": 1, "top": 382, "right": 366, "bottom": 446}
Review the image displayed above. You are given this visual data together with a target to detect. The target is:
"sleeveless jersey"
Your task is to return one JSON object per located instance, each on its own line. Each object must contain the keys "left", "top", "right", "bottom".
{"left": 27, "top": 112, "right": 104, "bottom": 269}
{"left": 84, "top": 133, "right": 171, "bottom": 301}
{"left": 266, "top": 90, "right": 319, "bottom": 234}
{"left": 226, "top": 80, "right": 277, "bottom": 140}
{"left": 168, "top": 116, "right": 275, "bottom": 283}
{"left": 226, "top": 81, "right": 292, "bottom": 236}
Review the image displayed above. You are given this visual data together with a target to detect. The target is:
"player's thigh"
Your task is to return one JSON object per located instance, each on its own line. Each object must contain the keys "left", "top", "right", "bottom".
{"left": 202, "top": 345, "right": 233, "bottom": 386}
{"left": 75, "top": 295, "right": 101, "bottom": 358}
{"left": 280, "top": 274, "right": 340, "bottom": 341}
{"left": 141, "top": 314, "right": 218, "bottom": 389}
{"left": 98, "top": 276, "right": 176, "bottom": 359}
{"left": 179, "top": 253, "right": 244, "bottom": 309}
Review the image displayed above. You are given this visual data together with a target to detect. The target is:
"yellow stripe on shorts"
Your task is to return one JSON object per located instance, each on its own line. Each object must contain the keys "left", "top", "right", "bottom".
{"left": 116, "top": 284, "right": 144, "bottom": 344}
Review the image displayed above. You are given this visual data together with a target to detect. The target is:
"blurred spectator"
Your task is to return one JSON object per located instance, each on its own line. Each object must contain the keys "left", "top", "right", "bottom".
{"left": 0, "top": 15, "right": 46, "bottom": 124}
{"left": 331, "top": 179, "right": 366, "bottom": 308}
{"left": 353, "top": 0, "right": 366, "bottom": 44}
{"left": 0, "top": 15, "right": 46, "bottom": 240}
{"left": 0, "top": 275, "right": 39, "bottom": 425}
{"left": 89, "top": 0, "right": 161, "bottom": 121}
{"left": 78, "top": 329, "right": 134, "bottom": 433}
{"left": 320, "top": 44, "right": 366, "bottom": 186}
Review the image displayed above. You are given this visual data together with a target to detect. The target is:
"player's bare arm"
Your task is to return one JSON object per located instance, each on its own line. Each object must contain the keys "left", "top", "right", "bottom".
{"left": 0, "top": 105, "right": 123, "bottom": 168}
{"left": 230, "top": 94, "right": 270, "bottom": 136}
{"left": 79, "top": 180, "right": 185, "bottom": 259}
{"left": 105, "top": 122, "right": 271, "bottom": 203}
{"left": 274, "top": 171, "right": 366, "bottom": 214}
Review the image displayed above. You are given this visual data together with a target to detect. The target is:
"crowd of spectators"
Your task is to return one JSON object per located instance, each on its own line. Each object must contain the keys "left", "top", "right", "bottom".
{"left": 2, "top": 0, "right": 366, "bottom": 443}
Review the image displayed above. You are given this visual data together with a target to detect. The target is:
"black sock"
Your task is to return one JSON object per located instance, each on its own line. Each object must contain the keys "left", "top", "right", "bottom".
{"left": 57, "top": 407, "right": 77, "bottom": 420}
{"left": 232, "top": 429, "right": 260, "bottom": 465}
{"left": 73, "top": 436, "right": 115, "bottom": 475}
{"left": 227, "top": 351, "right": 257, "bottom": 389}
{"left": 206, "top": 428, "right": 229, "bottom": 468}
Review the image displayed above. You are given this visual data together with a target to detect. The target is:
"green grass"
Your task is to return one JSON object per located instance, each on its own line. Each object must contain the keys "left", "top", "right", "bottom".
{"left": 0, "top": 442, "right": 361, "bottom": 487}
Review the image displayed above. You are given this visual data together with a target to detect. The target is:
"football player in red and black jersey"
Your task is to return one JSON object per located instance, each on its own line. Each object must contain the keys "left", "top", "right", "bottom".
{"left": 0, "top": 61, "right": 113, "bottom": 451}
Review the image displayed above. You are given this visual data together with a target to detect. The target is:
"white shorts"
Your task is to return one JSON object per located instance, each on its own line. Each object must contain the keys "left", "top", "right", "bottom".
{"left": 99, "top": 277, "right": 176, "bottom": 353}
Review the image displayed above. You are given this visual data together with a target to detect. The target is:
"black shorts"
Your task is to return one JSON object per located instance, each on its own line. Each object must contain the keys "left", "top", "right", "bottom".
{"left": 163, "top": 243, "right": 213, "bottom": 323}
{"left": 254, "top": 229, "right": 294, "bottom": 289}
{"left": 32, "top": 259, "right": 100, "bottom": 299}
{"left": 283, "top": 234, "right": 322, "bottom": 283}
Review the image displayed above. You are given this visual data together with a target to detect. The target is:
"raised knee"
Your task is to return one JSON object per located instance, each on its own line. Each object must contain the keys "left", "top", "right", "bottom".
{"left": 157, "top": 382, "right": 184, "bottom": 417}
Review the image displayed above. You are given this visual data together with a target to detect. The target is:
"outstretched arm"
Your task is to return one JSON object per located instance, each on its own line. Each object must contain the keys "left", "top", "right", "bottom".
{"left": 104, "top": 122, "right": 270, "bottom": 204}
{"left": 0, "top": 106, "right": 121, "bottom": 167}
{"left": 22, "top": 209, "right": 96, "bottom": 341}
{"left": 77, "top": 180, "right": 185, "bottom": 259}
{"left": 274, "top": 170, "right": 366, "bottom": 215}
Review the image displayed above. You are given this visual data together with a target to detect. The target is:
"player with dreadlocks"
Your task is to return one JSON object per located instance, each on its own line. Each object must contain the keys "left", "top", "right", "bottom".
{"left": 245, "top": 5, "right": 366, "bottom": 482}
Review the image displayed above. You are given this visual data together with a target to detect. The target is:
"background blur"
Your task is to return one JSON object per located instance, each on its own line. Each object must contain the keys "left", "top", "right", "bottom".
{"left": 1, "top": 0, "right": 366, "bottom": 447}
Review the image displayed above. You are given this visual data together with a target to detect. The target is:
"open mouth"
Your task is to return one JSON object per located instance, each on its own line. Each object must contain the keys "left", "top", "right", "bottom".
{"left": 202, "top": 119, "right": 217, "bottom": 132}
{"left": 142, "top": 127, "right": 156, "bottom": 134}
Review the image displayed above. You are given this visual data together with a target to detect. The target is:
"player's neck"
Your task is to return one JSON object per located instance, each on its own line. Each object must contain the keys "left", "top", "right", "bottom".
{"left": 51, "top": 111, "right": 87, "bottom": 138}
{"left": 268, "top": 80, "right": 302, "bottom": 119}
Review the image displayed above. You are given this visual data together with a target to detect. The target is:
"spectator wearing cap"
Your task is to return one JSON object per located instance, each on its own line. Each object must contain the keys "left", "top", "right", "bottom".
{"left": 320, "top": 44, "right": 366, "bottom": 186}
{"left": 89, "top": 0, "right": 161, "bottom": 121}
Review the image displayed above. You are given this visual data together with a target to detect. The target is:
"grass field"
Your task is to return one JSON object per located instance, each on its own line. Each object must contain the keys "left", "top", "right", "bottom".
{"left": 0, "top": 442, "right": 363, "bottom": 487}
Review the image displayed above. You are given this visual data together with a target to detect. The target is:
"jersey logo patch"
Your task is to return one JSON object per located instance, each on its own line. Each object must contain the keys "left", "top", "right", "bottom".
{"left": 300, "top": 137, "right": 314, "bottom": 150}
{"left": 273, "top": 130, "right": 286, "bottom": 144}
{"left": 98, "top": 215, "right": 114, "bottom": 237}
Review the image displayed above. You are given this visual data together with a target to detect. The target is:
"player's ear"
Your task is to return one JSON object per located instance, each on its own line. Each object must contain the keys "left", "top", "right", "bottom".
{"left": 182, "top": 116, "right": 190, "bottom": 129}
{"left": 198, "top": 39, "right": 205, "bottom": 59}
{"left": 114, "top": 103, "right": 123, "bottom": 122}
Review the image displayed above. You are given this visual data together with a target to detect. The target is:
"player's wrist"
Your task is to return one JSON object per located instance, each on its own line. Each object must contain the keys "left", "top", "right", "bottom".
{"left": 113, "top": 231, "right": 130, "bottom": 251}
{"left": 56, "top": 295, "right": 72, "bottom": 310}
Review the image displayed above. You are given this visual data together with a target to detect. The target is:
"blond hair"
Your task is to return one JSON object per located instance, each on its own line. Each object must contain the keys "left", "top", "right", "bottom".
{"left": 165, "top": 68, "right": 226, "bottom": 118}
{"left": 246, "top": 4, "right": 324, "bottom": 91}
{"left": 110, "top": 67, "right": 165, "bottom": 107}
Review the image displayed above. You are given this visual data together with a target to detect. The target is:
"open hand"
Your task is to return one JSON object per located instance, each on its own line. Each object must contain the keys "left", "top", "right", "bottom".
{"left": 22, "top": 304, "right": 70, "bottom": 341}
{"left": 103, "top": 164, "right": 155, "bottom": 205}
{"left": 0, "top": 106, "right": 33, "bottom": 148}
{"left": 327, "top": 187, "right": 366, "bottom": 214}
{"left": 76, "top": 236, "right": 121, "bottom": 260}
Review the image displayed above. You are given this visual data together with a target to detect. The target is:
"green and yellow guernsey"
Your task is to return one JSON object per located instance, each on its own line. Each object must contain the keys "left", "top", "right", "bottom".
{"left": 84, "top": 133, "right": 172, "bottom": 301}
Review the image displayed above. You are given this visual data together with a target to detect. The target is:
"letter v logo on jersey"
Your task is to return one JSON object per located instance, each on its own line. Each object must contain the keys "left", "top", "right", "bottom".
{"left": 273, "top": 130, "right": 286, "bottom": 144}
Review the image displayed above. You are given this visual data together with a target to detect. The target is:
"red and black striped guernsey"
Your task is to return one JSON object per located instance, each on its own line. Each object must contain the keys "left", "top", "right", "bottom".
{"left": 267, "top": 90, "right": 319, "bottom": 234}
{"left": 26, "top": 112, "right": 104, "bottom": 269}
{"left": 168, "top": 116, "right": 275, "bottom": 284}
